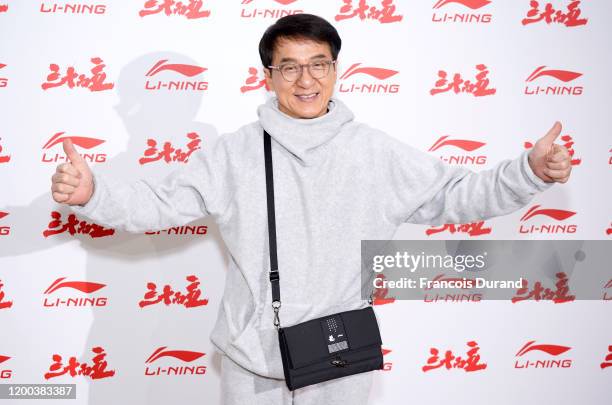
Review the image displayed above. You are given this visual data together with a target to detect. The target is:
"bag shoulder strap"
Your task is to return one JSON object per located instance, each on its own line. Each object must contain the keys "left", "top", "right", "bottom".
{"left": 264, "top": 131, "right": 282, "bottom": 327}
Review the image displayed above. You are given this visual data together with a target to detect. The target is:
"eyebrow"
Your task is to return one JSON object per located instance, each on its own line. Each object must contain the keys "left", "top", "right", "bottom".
{"left": 278, "top": 54, "right": 329, "bottom": 64}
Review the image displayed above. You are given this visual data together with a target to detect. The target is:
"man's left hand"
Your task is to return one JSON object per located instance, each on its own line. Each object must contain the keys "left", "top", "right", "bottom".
{"left": 528, "top": 121, "right": 572, "bottom": 184}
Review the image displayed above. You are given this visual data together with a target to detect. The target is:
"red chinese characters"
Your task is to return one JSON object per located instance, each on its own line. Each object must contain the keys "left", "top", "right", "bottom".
{"left": 44, "top": 347, "right": 115, "bottom": 380}
{"left": 41, "top": 57, "right": 114, "bottom": 92}
{"left": 0, "top": 138, "right": 9, "bottom": 163}
{"left": 139, "top": 0, "right": 210, "bottom": 19}
{"left": 426, "top": 221, "right": 492, "bottom": 237}
{"left": 139, "top": 132, "right": 201, "bottom": 165}
{"left": 372, "top": 274, "right": 396, "bottom": 305}
{"left": 524, "top": 134, "right": 581, "bottom": 166}
{"left": 0, "top": 63, "right": 7, "bottom": 88}
{"left": 601, "top": 345, "right": 612, "bottom": 370}
{"left": 521, "top": 0, "right": 587, "bottom": 27}
{"left": 240, "top": 67, "right": 270, "bottom": 93}
{"left": 607, "top": 223, "right": 612, "bottom": 236}
{"left": 43, "top": 212, "right": 115, "bottom": 239}
{"left": 139, "top": 275, "right": 209, "bottom": 308}
{"left": 0, "top": 280, "right": 13, "bottom": 310}
{"left": 511, "top": 272, "right": 575, "bottom": 303}
{"left": 335, "top": 0, "right": 403, "bottom": 23}
{"left": 604, "top": 279, "right": 612, "bottom": 301}
{"left": 422, "top": 341, "right": 487, "bottom": 372}
{"left": 430, "top": 64, "right": 496, "bottom": 97}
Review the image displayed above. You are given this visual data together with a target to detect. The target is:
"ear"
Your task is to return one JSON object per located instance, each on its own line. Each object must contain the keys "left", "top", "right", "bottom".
{"left": 264, "top": 67, "right": 275, "bottom": 91}
{"left": 330, "top": 59, "right": 338, "bottom": 82}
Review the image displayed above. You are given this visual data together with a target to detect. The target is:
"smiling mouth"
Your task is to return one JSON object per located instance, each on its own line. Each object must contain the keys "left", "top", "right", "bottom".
{"left": 295, "top": 92, "right": 319, "bottom": 102}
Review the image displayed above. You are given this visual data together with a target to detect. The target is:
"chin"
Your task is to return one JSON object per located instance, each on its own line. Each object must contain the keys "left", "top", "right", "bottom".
{"left": 292, "top": 105, "right": 327, "bottom": 119}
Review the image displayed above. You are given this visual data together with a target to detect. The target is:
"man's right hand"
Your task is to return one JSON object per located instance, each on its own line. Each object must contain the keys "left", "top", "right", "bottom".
{"left": 51, "top": 138, "right": 94, "bottom": 205}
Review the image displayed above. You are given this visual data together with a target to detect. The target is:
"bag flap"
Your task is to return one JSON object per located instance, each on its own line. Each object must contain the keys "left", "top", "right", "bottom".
{"left": 281, "top": 307, "right": 382, "bottom": 369}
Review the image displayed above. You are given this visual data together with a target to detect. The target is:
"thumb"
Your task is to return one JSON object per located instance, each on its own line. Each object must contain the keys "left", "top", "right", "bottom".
{"left": 63, "top": 138, "right": 85, "bottom": 165}
{"left": 536, "top": 121, "right": 562, "bottom": 147}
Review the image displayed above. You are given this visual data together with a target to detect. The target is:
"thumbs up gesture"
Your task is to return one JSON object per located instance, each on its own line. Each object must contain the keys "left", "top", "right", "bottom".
{"left": 527, "top": 121, "right": 572, "bottom": 184}
{"left": 51, "top": 138, "right": 94, "bottom": 205}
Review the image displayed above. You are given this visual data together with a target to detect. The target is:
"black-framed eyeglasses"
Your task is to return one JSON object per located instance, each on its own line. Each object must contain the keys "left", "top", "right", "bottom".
{"left": 267, "top": 60, "right": 336, "bottom": 82}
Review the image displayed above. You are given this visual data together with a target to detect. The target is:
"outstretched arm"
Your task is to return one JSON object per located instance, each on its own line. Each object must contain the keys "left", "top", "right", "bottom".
{"left": 51, "top": 137, "right": 231, "bottom": 233}
{"left": 380, "top": 122, "right": 571, "bottom": 226}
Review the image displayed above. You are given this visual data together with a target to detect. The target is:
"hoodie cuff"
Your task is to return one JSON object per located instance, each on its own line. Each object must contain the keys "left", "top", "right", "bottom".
{"left": 520, "top": 149, "right": 553, "bottom": 193}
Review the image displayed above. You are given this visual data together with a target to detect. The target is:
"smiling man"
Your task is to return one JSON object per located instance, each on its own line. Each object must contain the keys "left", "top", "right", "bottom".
{"left": 263, "top": 37, "right": 337, "bottom": 119}
{"left": 51, "top": 13, "right": 572, "bottom": 405}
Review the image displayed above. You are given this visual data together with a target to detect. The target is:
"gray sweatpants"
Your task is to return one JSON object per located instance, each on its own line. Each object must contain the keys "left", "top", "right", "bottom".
{"left": 220, "top": 353, "right": 374, "bottom": 405}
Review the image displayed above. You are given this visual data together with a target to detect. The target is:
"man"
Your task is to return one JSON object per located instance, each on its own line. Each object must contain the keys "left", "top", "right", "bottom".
{"left": 50, "top": 13, "right": 571, "bottom": 405}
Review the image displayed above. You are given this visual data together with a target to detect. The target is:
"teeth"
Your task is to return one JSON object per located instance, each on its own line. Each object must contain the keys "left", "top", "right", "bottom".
{"left": 297, "top": 93, "right": 318, "bottom": 99}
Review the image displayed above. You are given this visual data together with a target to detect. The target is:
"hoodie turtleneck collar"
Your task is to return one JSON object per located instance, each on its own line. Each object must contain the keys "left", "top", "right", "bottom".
{"left": 257, "top": 96, "right": 354, "bottom": 165}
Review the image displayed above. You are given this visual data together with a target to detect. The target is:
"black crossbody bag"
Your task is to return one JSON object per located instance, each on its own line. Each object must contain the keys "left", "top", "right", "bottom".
{"left": 263, "top": 130, "right": 384, "bottom": 391}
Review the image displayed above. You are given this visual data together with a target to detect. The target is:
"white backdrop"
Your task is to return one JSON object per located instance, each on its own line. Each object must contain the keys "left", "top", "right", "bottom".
{"left": 0, "top": 1, "right": 610, "bottom": 404}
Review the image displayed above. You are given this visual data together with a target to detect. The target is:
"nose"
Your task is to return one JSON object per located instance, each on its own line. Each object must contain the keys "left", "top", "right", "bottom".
{"left": 296, "top": 66, "right": 315, "bottom": 87}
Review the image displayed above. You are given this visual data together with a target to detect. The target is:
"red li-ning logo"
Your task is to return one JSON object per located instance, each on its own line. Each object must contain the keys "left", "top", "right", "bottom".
{"left": 0, "top": 211, "right": 10, "bottom": 236}
{"left": 518, "top": 205, "right": 577, "bottom": 234}
{"left": 0, "top": 138, "right": 11, "bottom": 163}
{"left": 0, "top": 356, "right": 11, "bottom": 379}
{"left": 139, "top": 275, "right": 209, "bottom": 308}
{"left": 601, "top": 346, "right": 612, "bottom": 370}
{"left": 41, "top": 57, "right": 114, "bottom": 92}
{"left": 423, "top": 274, "right": 482, "bottom": 303}
{"left": 521, "top": 0, "right": 587, "bottom": 27}
{"left": 145, "top": 225, "right": 208, "bottom": 235}
{"left": 0, "top": 279, "right": 14, "bottom": 310}
{"left": 524, "top": 66, "right": 583, "bottom": 96}
{"left": 335, "top": 0, "right": 403, "bottom": 23}
{"left": 41, "top": 132, "right": 107, "bottom": 164}
{"left": 524, "top": 133, "right": 581, "bottom": 166}
{"left": 0, "top": 63, "right": 8, "bottom": 88}
{"left": 145, "top": 59, "right": 207, "bottom": 91}
{"left": 338, "top": 63, "right": 399, "bottom": 94}
{"left": 0, "top": 355, "right": 12, "bottom": 379}
{"left": 44, "top": 347, "right": 115, "bottom": 380}
{"left": 240, "top": 67, "right": 270, "bottom": 93}
{"left": 514, "top": 341, "right": 572, "bottom": 369}
{"left": 430, "top": 64, "right": 496, "bottom": 97}
{"left": 429, "top": 135, "right": 487, "bottom": 165}
{"left": 138, "top": 0, "right": 211, "bottom": 19}
{"left": 432, "top": 0, "right": 492, "bottom": 24}
{"left": 139, "top": 132, "right": 201, "bottom": 165}
{"left": 43, "top": 277, "right": 108, "bottom": 308}
{"left": 144, "top": 347, "right": 206, "bottom": 376}
{"left": 382, "top": 348, "right": 393, "bottom": 371}
{"left": 39, "top": 2, "right": 106, "bottom": 14}
{"left": 240, "top": 0, "right": 303, "bottom": 19}
{"left": 422, "top": 341, "right": 487, "bottom": 372}
{"left": 43, "top": 211, "right": 115, "bottom": 239}
{"left": 426, "top": 221, "right": 492, "bottom": 237}
{"left": 603, "top": 279, "right": 612, "bottom": 301}
{"left": 512, "top": 272, "right": 575, "bottom": 303}
{"left": 372, "top": 274, "right": 396, "bottom": 305}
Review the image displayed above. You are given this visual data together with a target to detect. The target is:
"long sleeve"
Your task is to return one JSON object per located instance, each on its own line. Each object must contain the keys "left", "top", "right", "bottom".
{"left": 70, "top": 136, "right": 231, "bottom": 233}
{"left": 378, "top": 132, "right": 553, "bottom": 226}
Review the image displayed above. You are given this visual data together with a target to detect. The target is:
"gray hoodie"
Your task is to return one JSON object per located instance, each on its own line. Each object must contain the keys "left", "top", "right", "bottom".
{"left": 72, "top": 97, "right": 550, "bottom": 379}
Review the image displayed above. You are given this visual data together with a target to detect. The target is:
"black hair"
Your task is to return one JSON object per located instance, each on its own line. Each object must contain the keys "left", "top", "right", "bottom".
{"left": 258, "top": 13, "right": 342, "bottom": 68}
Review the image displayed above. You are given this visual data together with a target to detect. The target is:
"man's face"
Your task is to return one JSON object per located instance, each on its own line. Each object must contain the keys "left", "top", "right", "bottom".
{"left": 264, "top": 37, "right": 337, "bottom": 119}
